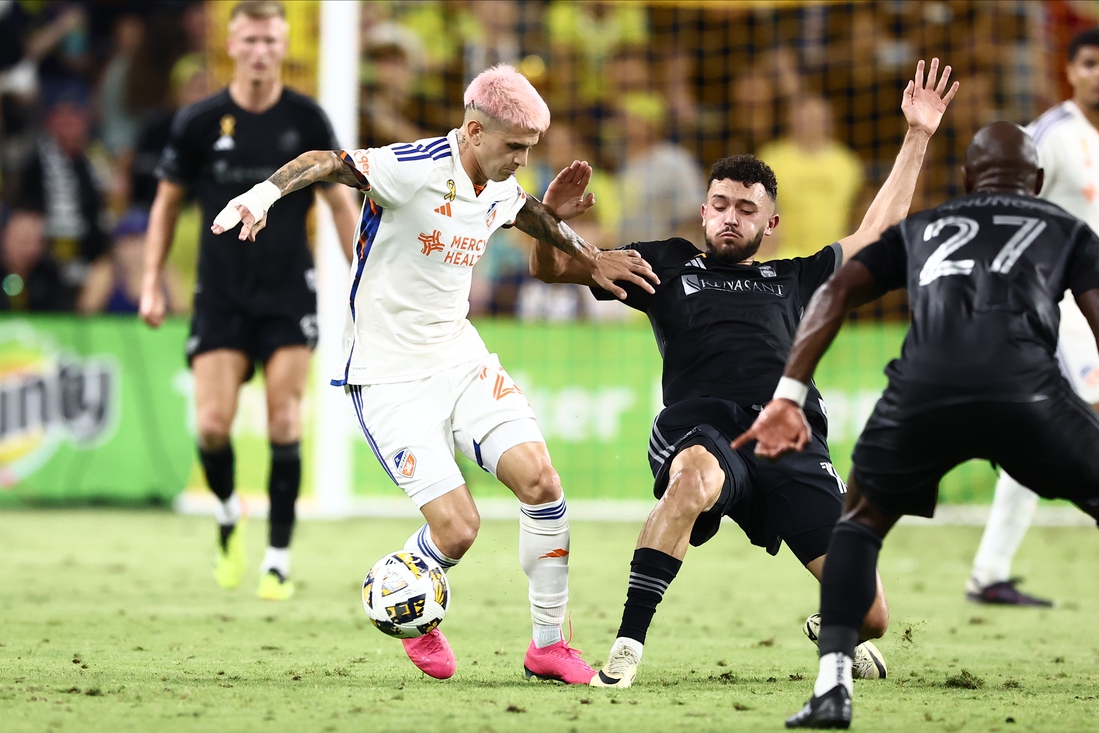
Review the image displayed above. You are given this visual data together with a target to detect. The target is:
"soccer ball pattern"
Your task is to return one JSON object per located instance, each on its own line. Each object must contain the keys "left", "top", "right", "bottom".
{"left": 362, "top": 551, "right": 449, "bottom": 639}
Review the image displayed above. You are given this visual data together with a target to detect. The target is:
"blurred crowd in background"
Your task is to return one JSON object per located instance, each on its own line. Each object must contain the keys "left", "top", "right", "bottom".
{"left": 0, "top": 0, "right": 1093, "bottom": 320}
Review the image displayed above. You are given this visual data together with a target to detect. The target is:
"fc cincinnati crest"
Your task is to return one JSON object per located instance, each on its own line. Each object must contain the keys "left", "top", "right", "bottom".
{"left": 485, "top": 201, "right": 500, "bottom": 228}
{"left": 393, "top": 449, "right": 417, "bottom": 478}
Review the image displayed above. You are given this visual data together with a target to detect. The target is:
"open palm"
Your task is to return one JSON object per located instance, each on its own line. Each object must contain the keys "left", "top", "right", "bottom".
{"left": 902, "top": 58, "right": 959, "bottom": 137}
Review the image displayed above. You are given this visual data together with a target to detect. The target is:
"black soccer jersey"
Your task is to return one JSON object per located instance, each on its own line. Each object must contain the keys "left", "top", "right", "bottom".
{"left": 592, "top": 238, "right": 842, "bottom": 418}
{"left": 155, "top": 88, "right": 338, "bottom": 315}
{"left": 853, "top": 191, "right": 1099, "bottom": 409}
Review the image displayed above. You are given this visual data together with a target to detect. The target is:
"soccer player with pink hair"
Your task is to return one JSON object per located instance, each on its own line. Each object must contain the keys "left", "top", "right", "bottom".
{"left": 209, "top": 64, "right": 657, "bottom": 683}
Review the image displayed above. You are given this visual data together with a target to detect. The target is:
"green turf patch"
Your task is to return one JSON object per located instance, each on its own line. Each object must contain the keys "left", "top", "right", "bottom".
{"left": 1, "top": 509, "right": 1097, "bottom": 732}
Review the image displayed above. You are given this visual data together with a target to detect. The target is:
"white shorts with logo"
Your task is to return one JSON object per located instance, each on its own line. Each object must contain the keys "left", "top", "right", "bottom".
{"left": 345, "top": 354, "right": 544, "bottom": 507}
{"left": 1058, "top": 296, "right": 1099, "bottom": 404}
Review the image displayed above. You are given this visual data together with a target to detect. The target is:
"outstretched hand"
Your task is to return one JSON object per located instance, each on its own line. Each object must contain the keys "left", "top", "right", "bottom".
{"left": 543, "top": 160, "right": 596, "bottom": 221}
{"left": 730, "top": 399, "right": 812, "bottom": 461}
{"left": 590, "top": 249, "right": 659, "bottom": 300}
{"left": 902, "top": 58, "right": 959, "bottom": 137}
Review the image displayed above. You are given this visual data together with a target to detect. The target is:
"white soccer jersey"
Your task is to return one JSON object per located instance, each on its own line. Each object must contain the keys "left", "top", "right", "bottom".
{"left": 1028, "top": 100, "right": 1099, "bottom": 401}
{"left": 331, "top": 130, "right": 528, "bottom": 385}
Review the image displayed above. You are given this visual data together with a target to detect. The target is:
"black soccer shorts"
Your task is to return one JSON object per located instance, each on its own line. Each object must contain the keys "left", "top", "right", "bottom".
{"left": 186, "top": 302, "right": 318, "bottom": 380}
{"left": 648, "top": 397, "right": 848, "bottom": 564}
{"left": 852, "top": 381, "right": 1099, "bottom": 519}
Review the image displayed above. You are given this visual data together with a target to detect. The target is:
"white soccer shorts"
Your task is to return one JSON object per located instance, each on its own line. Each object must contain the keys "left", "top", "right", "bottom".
{"left": 1057, "top": 297, "right": 1099, "bottom": 405}
{"left": 345, "top": 354, "right": 544, "bottom": 507}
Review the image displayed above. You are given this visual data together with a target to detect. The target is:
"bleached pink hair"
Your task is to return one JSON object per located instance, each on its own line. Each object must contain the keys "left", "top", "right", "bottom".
{"left": 463, "top": 64, "right": 550, "bottom": 134}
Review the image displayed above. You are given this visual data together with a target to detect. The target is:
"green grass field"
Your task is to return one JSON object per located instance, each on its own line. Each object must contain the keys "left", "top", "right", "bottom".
{"left": 2, "top": 510, "right": 1098, "bottom": 732}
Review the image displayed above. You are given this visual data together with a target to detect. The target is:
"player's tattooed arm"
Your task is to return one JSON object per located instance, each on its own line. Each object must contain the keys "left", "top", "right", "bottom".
{"left": 212, "top": 151, "right": 362, "bottom": 241}
{"left": 515, "top": 196, "right": 657, "bottom": 299}
{"left": 267, "top": 150, "right": 361, "bottom": 194}
{"left": 731, "top": 260, "right": 880, "bottom": 460}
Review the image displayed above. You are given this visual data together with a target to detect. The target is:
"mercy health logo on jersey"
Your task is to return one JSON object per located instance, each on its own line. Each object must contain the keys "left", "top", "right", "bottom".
{"left": 0, "top": 324, "right": 118, "bottom": 488}
{"left": 682, "top": 273, "right": 785, "bottom": 297}
{"left": 419, "top": 229, "right": 488, "bottom": 267}
{"left": 393, "top": 449, "right": 417, "bottom": 478}
{"left": 419, "top": 229, "right": 445, "bottom": 256}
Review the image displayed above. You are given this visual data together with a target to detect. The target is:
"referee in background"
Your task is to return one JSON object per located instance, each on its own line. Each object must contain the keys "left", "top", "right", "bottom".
{"left": 139, "top": 0, "right": 359, "bottom": 600}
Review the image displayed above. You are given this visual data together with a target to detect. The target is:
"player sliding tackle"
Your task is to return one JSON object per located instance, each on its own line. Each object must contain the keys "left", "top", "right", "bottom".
{"left": 735, "top": 122, "right": 1099, "bottom": 729}
{"left": 211, "top": 65, "right": 657, "bottom": 684}
{"left": 532, "top": 59, "right": 957, "bottom": 689}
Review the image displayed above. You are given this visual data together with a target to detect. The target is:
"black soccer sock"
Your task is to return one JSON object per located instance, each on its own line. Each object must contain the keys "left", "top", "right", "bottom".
{"left": 818, "top": 519, "right": 883, "bottom": 659}
{"left": 268, "top": 441, "right": 301, "bottom": 549}
{"left": 616, "top": 547, "right": 682, "bottom": 644}
{"left": 199, "top": 444, "right": 235, "bottom": 503}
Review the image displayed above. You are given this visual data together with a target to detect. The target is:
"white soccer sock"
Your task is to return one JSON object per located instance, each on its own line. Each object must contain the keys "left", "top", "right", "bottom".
{"left": 970, "top": 472, "right": 1039, "bottom": 588}
{"left": 261, "top": 547, "right": 289, "bottom": 577}
{"left": 814, "top": 652, "right": 853, "bottom": 697}
{"left": 519, "top": 497, "right": 569, "bottom": 648}
{"left": 214, "top": 493, "right": 242, "bottom": 526}
{"left": 404, "top": 524, "right": 460, "bottom": 572}
{"left": 612, "top": 636, "right": 644, "bottom": 661}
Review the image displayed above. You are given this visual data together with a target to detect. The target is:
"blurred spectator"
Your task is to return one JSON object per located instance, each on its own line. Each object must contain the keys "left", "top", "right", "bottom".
{"left": 98, "top": 14, "right": 144, "bottom": 158}
{"left": 17, "top": 83, "right": 107, "bottom": 298}
{"left": 510, "top": 123, "right": 614, "bottom": 320}
{"left": 546, "top": 0, "right": 649, "bottom": 109}
{"left": 30, "top": 2, "right": 92, "bottom": 99}
{"left": 359, "top": 22, "right": 434, "bottom": 148}
{"left": 0, "top": 206, "right": 69, "bottom": 311}
{"left": 78, "top": 208, "right": 181, "bottom": 315}
{"left": 461, "top": 1, "right": 522, "bottom": 87}
{"left": 612, "top": 92, "right": 704, "bottom": 247}
{"left": 757, "top": 95, "right": 863, "bottom": 258}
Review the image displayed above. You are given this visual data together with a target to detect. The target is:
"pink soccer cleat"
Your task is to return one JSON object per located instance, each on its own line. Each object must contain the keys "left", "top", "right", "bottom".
{"left": 401, "top": 628, "right": 456, "bottom": 679}
{"left": 523, "top": 639, "right": 596, "bottom": 684}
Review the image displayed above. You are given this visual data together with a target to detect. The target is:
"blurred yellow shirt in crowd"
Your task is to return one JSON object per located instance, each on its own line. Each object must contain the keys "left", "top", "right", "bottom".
{"left": 756, "top": 140, "right": 864, "bottom": 259}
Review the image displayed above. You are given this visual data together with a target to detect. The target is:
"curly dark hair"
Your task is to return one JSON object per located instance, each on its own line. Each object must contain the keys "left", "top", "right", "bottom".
{"left": 1069, "top": 27, "right": 1099, "bottom": 62}
{"left": 707, "top": 155, "right": 778, "bottom": 201}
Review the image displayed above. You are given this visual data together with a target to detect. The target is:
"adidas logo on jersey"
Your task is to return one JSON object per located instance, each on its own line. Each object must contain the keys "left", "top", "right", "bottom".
{"left": 434, "top": 202, "right": 452, "bottom": 217}
{"left": 685, "top": 256, "right": 707, "bottom": 269}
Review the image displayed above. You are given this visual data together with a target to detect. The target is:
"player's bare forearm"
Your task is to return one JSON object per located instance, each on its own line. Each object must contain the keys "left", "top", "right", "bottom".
{"left": 514, "top": 196, "right": 599, "bottom": 271}
{"left": 267, "top": 150, "right": 361, "bottom": 196}
{"left": 143, "top": 180, "right": 185, "bottom": 284}
{"left": 838, "top": 129, "right": 929, "bottom": 258}
{"left": 838, "top": 59, "right": 957, "bottom": 259}
{"left": 784, "top": 262, "right": 881, "bottom": 383}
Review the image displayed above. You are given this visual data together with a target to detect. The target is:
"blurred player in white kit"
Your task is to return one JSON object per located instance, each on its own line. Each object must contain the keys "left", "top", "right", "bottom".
{"left": 967, "top": 27, "right": 1099, "bottom": 606}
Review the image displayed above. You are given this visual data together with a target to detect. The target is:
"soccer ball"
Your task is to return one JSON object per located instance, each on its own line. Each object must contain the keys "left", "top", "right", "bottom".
{"left": 362, "top": 551, "right": 449, "bottom": 639}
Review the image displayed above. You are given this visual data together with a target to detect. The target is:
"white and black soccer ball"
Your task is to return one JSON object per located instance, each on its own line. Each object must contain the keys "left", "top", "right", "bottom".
{"left": 362, "top": 551, "right": 449, "bottom": 639}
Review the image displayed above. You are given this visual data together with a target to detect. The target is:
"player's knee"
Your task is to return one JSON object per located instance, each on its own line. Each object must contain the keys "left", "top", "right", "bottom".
{"left": 196, "top": 409, "right": 232, "bottom": 451}
{"left": 862, "top": 601, "right": 890, "bottom": 640}
{"left": 514, "top": 458, "right": 562, "bottom": 506}
{"left": 434, "top": 513, "right": 480, "bottom": 558}
{"left": 664, "top": 470, "right": 715, "bottom": 518}
{"left": 266, "top": 406, "right": 301, "bottom": 444}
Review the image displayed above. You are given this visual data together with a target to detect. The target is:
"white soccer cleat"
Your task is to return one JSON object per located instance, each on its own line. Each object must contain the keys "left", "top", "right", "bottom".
{"left": 803, "top": 613, "right": 888, "bottom": 680}
{"left": 589, "top": 644, "right": 641, "bottom": 688}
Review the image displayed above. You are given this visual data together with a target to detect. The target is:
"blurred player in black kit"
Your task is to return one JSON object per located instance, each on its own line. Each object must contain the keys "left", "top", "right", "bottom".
{"left": 139, "top": 0, "right": 359, "bottom": 600}
{"left": 531, "top": 60, "right": 958, "bottom": 689}
{"left": 737, "top": 122, "right": 1099, "bottom": 728}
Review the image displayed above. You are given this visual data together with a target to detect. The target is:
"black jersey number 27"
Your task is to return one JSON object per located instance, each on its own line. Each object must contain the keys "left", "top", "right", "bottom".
{"left": 919, "top": 215, "right": 1048, "bottom": 286}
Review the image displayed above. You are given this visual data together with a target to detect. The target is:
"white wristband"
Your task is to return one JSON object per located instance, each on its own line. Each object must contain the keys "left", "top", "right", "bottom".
{"left": 773, "top": 377, "right": 809, "bottom": 408}
{"left": 212, "top": 180, "right": 282, "bottom": 231}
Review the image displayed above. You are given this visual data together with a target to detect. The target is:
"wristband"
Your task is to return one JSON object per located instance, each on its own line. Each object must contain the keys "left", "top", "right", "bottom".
{"left": 772, "top": 377, "right": 809, "bottom": 408}
{"left": 213, "top": 181, "right": 282, "bottom": 231}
